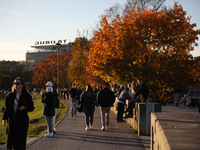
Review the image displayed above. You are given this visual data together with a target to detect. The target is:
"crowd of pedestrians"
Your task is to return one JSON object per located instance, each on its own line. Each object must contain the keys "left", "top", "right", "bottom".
{"left": 3, "top": 75, "right": 200, "bottom": 150}
{"left": 1, "top": 76, "right": 151, "bottom": 149}
{"left": 62, "top": 78, "right": 149, "bottom": 127}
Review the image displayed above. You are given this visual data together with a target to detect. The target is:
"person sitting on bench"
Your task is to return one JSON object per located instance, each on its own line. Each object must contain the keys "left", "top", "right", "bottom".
{"left": 124, "top": 78, "right": 149, "bottom": 119}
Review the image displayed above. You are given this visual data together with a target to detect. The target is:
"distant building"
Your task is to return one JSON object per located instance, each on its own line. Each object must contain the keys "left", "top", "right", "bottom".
{"left": 7, "top": 61, "right": 20, "bottom": 68}
{"left": 26, "top": 40, "right": 73, "bottom": 65}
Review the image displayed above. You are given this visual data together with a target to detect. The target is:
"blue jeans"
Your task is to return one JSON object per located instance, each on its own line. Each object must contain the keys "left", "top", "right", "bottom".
{"left": 45, "top": 116, "right": 53, "bottom": 133}
{"left": 70, "top": 98, "right": 77, "bottom": 115}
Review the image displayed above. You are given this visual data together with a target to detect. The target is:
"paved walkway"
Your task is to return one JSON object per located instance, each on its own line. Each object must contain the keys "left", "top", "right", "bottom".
{"left": 1, "top": 100, "right": 199, "bottom": 150}
{"left": 25, "top": 99, "right": 144, "bottom": 150}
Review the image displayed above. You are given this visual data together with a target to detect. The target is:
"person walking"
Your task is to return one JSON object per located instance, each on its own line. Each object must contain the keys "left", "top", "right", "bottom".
{"left": 2, "top": 77, "right": 34, "bottom": 150}
{"left": 42, "top": 81, "right": 58, "bottom": 137}
{"left": 97, "top": 82, "right": 115, "bottom": 130}
{"left": 80, "top": 85, "right": 96, "bottom": 130}
{"left": 66, "top": 88, "right": 69, "bottom": 100}
{"left": 124, "top": 78, "right": 149, "bottom": 118}
{"left": 63, "top": 88, "right": 66, "bottom": 100}
{"left": 69, "top": 84, "right": 79, "bottom": 117}
{"left": 116, "top": 84, "right": 132, "bottom": 122}
{"left": 45, "top": 81, "right": 60, "bottom": 134}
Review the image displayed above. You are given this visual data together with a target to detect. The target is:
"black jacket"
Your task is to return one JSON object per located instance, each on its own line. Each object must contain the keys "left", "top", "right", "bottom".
{"left": 134, "top": 83, "right": 149, "bottom": 99}
{"left": 42, "top": 90, "right": 58, "bottom": 116}
{"left": 3, "top": 91, "right": 34, "bottom": 150}
{"left": 97, "top": 88, "right": 115, "bottom": 107}
{"left": 69, "top": 88, "right": 78, "bottom": 99}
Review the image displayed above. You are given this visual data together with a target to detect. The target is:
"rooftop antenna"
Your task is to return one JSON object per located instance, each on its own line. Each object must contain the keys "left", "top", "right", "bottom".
{"left": 82, "top": 29, "right": 85, "bottom": 37}
{"left": 77, "top": 29, "right": 79, "bottom": 37}
{"left": 86, "top": 30, "right": 89, "bottom": 39}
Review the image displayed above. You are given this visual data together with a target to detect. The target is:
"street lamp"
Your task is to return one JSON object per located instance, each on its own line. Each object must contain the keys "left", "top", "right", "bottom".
{"left": 51, "top": 63, "right": 56, "bottom": 84}
{"left": 56, "top": 42, "right": 62, "bottom": 94}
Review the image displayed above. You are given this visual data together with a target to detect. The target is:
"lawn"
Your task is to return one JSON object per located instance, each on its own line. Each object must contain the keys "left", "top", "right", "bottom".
{"left": 0, "top": 94, "right": 67, "bottom": 146}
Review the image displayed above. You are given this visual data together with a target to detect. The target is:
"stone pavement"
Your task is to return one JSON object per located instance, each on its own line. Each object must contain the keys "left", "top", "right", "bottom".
{"left": 25, "top": 99, "right": 144, "bottom": 150}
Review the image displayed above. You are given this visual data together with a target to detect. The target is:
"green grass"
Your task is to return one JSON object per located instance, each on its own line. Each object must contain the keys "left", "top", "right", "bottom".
{"left": 0, "top": 95, "right": 67, "bottom": 146}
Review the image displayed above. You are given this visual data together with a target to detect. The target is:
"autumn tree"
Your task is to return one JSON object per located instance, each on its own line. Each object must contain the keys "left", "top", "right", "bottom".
{"left": 68, "top": 37, "right": 89, "bottom": 88}
{"left": 88, "top": 3, "right": 200, "bottom": 103}
{"left": 68, "top": 37, "right": 105, "bottom": 88}
{"left": 32, "top": 51, "right": 71, "bottom": 89}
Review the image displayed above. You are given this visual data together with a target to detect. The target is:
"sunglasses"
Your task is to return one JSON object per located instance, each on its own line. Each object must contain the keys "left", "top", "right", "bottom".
{"left": 13, "top": 82, "right": 21, "bottom": 85}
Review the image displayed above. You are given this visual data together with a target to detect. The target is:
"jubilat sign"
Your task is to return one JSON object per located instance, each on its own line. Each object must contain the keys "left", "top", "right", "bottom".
{"left": 35, "top": 39, "right": 67, "bottom": 45}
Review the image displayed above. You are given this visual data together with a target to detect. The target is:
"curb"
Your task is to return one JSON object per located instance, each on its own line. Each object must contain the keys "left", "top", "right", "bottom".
{"left": 26, "top": 99, "right": 69, "bottom": 148}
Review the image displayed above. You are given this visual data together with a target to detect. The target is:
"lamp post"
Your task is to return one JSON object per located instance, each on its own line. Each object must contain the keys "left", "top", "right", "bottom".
{"left": 56, "top": 42, "right": 62, "bottom": 94}
{"left": 51, "top": 63, "right": 56, "bottom": 84}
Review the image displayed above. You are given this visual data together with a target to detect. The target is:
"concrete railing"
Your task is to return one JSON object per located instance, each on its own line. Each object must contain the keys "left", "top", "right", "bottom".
{"left": 137, "top": 103, "right": 161, "bottom": 135}
{"left": 111, "top": 98, "right": 161, "bottom": 135}
{"left": 111, "top": 99, "right": 138, "bottom": 130}
{"left": 151, "top": 113, "right": 200, "bottom": 150}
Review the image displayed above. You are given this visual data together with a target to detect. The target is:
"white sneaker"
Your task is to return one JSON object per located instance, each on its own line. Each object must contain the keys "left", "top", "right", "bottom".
{"left": 85, "top": 127, "right": 89, "bottom": 130}
{"left": 101, "top": 126, "right": 105, "bottom": 130}
{"left": 89, "top": 126, "right": 93, "bottom": 130}
{"left": 44, "top": 133, "right": 54, "bottom": 137}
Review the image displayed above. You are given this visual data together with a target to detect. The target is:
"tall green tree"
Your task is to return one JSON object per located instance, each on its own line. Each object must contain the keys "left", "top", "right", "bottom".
{"left": 0, "top": 61, "right": 33, "bottom": 90}
{"left": 1, "top": 75, "right": 12, "bottom": 90}
{"left": 0, "top": 61, "right": 11, "bottom": 84}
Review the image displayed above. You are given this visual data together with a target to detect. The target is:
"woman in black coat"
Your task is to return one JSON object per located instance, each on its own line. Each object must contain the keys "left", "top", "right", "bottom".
{"left": 2, "top": 77, "right": 34, "bottom": 150}
{"left": 42, "top": 81, "right": 57, "bottom": 137}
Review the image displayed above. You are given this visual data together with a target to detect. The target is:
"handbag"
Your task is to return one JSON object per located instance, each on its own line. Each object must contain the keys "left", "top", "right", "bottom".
{"left": 76, "top": 93, "right": 87, "bottom": 113}
{"left": 76, "top": 99, "right": 83, "bottom": 113}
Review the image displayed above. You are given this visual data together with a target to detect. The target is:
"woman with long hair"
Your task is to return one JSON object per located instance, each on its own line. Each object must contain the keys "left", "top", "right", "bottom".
{"left": 80, "top": 85, "right": 96, "bottom": 130}
{"left": 2, "top": 77, "right": 34, "bottom": 150}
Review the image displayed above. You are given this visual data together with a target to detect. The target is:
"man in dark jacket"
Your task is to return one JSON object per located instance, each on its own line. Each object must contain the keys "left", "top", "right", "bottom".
{"left": 97, "top": 82, "right": 115, "bottom": 130}
{"left": 69, "top": 84, "right": 79, "bottom": 117}
{"left": 124, "top": 78, "right": 149, "bottom": 118}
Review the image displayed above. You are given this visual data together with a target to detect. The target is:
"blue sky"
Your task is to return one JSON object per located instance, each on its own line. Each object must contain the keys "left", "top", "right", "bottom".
{"left": 0, "top": 0, "right": 200, "bottom": 61}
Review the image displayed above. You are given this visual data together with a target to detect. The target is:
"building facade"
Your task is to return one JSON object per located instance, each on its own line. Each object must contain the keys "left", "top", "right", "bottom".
{"left": 26, "top": 40, "right": 73, "bottom": 64}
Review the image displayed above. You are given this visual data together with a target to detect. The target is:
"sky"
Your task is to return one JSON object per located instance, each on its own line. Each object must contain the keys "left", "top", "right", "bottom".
{"left": 0, "top": 0, "right": 200, "bottom": 61}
